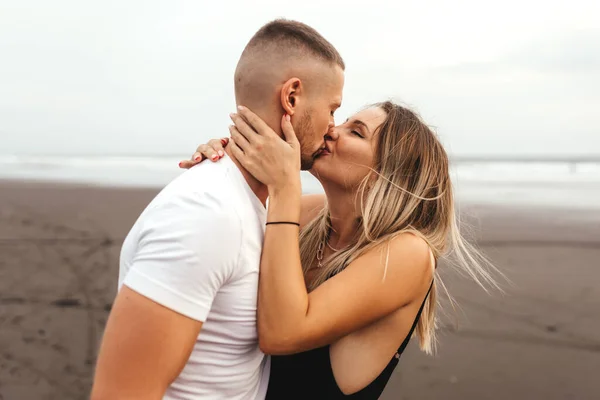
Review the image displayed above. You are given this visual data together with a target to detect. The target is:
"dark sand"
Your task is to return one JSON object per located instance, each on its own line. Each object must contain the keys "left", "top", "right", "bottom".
{"left": 0, "top": 180, "right": 598, "bottom": 400}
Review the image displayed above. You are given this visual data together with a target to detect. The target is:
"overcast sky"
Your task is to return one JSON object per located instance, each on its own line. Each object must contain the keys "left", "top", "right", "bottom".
{"left": 1, "top": 0, "right": 598, "bottom": 157}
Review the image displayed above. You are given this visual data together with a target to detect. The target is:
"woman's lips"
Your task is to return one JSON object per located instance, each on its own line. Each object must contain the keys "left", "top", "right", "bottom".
{"left": 316, "top": 149, "right": 331, "bottom": 157}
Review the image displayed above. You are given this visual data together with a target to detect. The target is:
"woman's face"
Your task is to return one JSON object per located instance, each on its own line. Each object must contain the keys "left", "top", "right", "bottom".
{"left": 310, "top": 106, "right": 387, "bottom": 189}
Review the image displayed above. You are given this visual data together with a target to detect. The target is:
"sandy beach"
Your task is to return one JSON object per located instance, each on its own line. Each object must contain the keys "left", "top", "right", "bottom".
{"left": 0, "top": 179, "right": 598, "bottom": 400}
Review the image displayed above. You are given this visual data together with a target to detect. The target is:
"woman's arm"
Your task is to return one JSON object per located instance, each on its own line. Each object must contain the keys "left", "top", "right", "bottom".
{"left": 229, "top": 107, "right": 432, "bottom": 355}
{"left": 259, "top": 188, "right": 432, "bottom": 354}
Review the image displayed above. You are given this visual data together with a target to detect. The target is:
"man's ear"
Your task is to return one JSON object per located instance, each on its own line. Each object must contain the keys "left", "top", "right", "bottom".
{"left": 280, "top": 77, "right": 302, "bottom": 116}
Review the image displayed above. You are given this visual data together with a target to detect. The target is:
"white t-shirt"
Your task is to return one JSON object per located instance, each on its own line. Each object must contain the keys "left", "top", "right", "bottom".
{"left": 118, "top": 155, "right": 270, "bottom": 400}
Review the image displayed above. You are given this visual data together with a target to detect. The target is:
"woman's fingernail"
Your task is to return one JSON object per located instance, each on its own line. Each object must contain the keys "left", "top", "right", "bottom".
{"left": 218, "top": 150, "right": 224, "bottom": 157}
{"left": 194, "top": 156, "right": 201, "bottom": 161}
{"left": 237, "top": 105, "right": 245, "bottom": 111}
{"left": 286, "top": 114, "right": 291, "bottom": 122}
{"left": 229, "top": 113, "right": 235, "bottom": 119}
{"left": 178, "top": 162, "right": 183, "bottom": 167}
{"left": 212, "top": 154, "right": 218, "bottom": 160}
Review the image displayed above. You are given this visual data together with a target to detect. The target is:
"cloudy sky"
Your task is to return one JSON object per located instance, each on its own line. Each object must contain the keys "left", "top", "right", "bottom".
{"left": 1, "top": 0, "right": 598, "bottom": 157}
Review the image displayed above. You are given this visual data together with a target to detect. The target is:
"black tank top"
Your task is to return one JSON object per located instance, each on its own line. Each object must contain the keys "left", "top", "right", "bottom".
{"left": 265, "top": 282, "right": 433, "bottom": 399}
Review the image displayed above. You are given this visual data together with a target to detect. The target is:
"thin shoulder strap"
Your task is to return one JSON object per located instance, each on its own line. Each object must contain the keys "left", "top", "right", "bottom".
{"left": 395, "top": 279, "right": 434, "bottom": 357}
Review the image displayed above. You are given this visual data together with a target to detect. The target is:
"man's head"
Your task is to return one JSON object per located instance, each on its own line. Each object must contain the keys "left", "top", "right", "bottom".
{"left": 235, "top": 19, "right": 345, "bottom": 170}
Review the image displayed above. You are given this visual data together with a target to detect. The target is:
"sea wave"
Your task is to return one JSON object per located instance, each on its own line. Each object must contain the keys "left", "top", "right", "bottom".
{"left": 1, "top": 155, "right": 599, "bottom": 208}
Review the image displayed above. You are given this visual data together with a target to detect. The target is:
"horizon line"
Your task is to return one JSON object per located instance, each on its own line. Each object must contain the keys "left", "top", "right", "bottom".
{"left": 1, "top": 153, "right": 600, "bottom": 163}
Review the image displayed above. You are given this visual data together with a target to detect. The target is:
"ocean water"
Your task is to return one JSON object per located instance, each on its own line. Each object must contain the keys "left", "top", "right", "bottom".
{"left": 1, "top": 155, "right": 599, "bottom": 209}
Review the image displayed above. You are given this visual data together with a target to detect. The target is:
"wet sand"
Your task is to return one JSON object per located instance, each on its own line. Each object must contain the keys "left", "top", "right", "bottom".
{"left": 0, "top": 180, "right": 598, "bottom": 400}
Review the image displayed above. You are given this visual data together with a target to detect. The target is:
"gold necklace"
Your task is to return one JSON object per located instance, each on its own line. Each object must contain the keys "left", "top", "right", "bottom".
{"left": 316, "top": 241, "right": 325, "bottom": 268}
{"left": 326, "top": 241, "right": 340, "bottom": 252}
{"left": 316, "top": 231, "right": 342, "bottom": 268}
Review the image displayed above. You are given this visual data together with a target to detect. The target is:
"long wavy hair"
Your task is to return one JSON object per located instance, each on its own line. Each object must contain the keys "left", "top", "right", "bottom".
{"left": 299, "top": 101, "right": 499, "bottom": 354}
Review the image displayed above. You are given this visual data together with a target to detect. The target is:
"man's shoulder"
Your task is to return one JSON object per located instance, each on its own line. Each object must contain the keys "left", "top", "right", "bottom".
{"left": 174, "top": 158, "right": 237, "bottom": 189}
{"left": 138, "top": 167, "right": 242, "bottom": 233}
{"left": 154, "top": 161, "right": 237, "bottom": 203}
{"left": 169, "top": 158, "right": 248, "bottom": 200}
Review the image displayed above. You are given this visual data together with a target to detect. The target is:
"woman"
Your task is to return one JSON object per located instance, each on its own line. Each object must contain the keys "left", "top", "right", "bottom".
{"left": 181, "top": 101, "right": 497, "bottom": 399}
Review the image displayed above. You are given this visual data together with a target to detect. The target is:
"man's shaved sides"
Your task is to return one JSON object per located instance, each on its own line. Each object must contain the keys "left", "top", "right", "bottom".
{"left": 234, "top": 19, "right": 345, "bottom": 112}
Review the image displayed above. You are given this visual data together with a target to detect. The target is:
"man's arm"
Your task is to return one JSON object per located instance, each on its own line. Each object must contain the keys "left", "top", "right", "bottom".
{"left": 91, "top": 287, "right": 202, "bottom": 400}
{"left": 91, "top": 189, "right": 241, "bottom": 399}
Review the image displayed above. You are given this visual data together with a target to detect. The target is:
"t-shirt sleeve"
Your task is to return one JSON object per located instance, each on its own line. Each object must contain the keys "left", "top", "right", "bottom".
{"left": 122, "top": 191, "right": 242, "bottom": 322}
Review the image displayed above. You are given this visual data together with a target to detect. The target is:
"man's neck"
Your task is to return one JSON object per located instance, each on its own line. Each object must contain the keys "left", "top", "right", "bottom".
{"left": 225, "top": 146, "right": 269, "bottom": 206}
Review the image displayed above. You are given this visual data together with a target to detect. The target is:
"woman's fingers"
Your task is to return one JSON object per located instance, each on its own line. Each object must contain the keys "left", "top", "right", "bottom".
{"left": 281, "top": 114, "right": 299, "bottom": 146}
{"left": 229, "top": 112, "right": 259, "bottom": 144}
{"left": 178, "top": 145, "right": 207, "bottom": 169}
{"left": 229, "top": 137, "right": 248, "bottom": 166}
{"left": 225, "top": 106, "right": 301, "bottom": 190}
{"left": 236, "top": 106, "right": 277, "bottom": 138}
{"left": 178, "top": 137, "right": 229, "bottom": 169}
{"left": 206, "top": 138, "right": 226, "bottom": 159}
{"left": 179, "top": 159, "right": 196, "bottom": 169}
{"left": 229, "top": 125, "right": 251, "bottom": 153}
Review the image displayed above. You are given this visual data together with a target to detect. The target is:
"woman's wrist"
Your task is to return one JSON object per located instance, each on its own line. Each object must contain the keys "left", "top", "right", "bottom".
{"left": 267, "top": 183, "right": 302, "bottom": 223}
{"left": 267, "top": 176, "right": 301, "bottom": 198}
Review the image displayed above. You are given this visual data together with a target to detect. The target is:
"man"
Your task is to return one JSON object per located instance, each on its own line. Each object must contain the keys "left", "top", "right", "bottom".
{"left": 91, "top": 19, "right": 344, "bottom": 399}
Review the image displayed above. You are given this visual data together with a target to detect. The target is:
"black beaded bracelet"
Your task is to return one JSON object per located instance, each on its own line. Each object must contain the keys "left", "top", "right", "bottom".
{"left": 265, "top": 221, "right": 300, "bottom": 227}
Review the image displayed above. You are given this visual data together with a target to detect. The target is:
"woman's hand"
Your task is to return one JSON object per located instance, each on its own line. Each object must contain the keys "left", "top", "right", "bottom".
{"left": 229, "top": 106, "right": 301, "bottom": 195}
{"left": 178, "top": 138, "right": 229, "bottom": 169}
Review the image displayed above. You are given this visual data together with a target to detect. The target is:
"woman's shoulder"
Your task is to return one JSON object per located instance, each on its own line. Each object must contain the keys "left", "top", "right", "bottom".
{"left": 388, "top": 232, "right": 432, "bottom": 266}
{"left": 389, "top": 231, "right": 432, "bottom": 256}
{"left": 359, "top": 232, "right": 433, "bottom": 289}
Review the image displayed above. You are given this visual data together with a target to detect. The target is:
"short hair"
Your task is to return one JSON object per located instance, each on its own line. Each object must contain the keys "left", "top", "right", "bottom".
{"left": 241, "top": 19, "right": 345, "bottom": 70}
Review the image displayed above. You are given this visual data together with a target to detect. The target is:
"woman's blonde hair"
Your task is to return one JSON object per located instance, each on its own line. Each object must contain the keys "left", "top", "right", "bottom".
{"left": 299, "top": 101, "right": 498, "bottom": 354}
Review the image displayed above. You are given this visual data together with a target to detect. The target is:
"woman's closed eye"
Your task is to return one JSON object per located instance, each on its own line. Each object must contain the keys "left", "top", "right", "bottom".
{"left": 351, "top": 130, "right": 364, "bottom": 138}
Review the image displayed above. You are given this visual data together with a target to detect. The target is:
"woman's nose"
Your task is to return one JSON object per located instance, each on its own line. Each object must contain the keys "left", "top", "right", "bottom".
{"left": 325, "top": 126, "right": 339, "bottom": 141}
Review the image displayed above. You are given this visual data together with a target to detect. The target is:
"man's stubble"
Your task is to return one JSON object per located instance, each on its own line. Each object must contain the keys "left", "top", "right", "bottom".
{"left": 296, "top": 109, "right": 320, "bottom": 171}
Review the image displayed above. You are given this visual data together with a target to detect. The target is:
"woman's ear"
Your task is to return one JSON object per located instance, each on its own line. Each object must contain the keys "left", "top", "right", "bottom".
{"left": 280, "top": 77, "right": 302, "bottom": 116}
